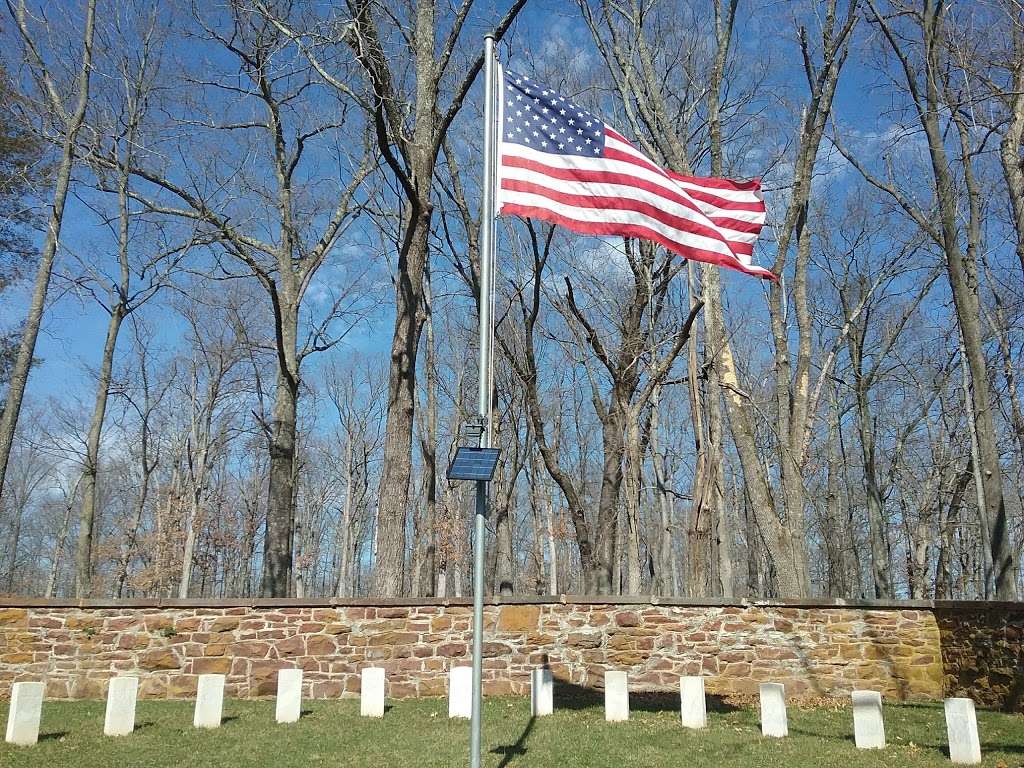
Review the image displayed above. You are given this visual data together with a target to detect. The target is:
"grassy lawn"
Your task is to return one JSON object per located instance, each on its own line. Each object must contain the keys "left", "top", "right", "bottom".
{"left": 0, "top": 696, "right": 1021, "bottom": 767}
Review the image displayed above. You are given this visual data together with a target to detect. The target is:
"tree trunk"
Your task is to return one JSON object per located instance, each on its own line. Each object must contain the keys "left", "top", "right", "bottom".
{"left": 5, "top": 497, "right": 24, "bottom": 593}
{"left": 702, "top": 0, "right": 739, "bottom": 600}
{"left": 649, "top": 384, "right": 680, "bottom": 596}
{"left": 178, "top": 488, "right": 201, "bottom": 598}
{"left": 494, "top": 499, "right": 515, "bottom": 595}
{"left": 75, "top": 305, "right": 125, "bottom": 597}
{"left": 335, "top": 439, "right": 353, "bottom": 597}
{"left": 115, "top": 487, "right": 148, "bottom": 598}
{"left": 115, "top": 436, "right": 154, "bottom": 598}
{"left": 623, "top": 420, "right": 644, "bottom": 595}
{"left": 847, "top": 324, "right": 894, "bottom": 598}
{"left": 595, "top": 407, "right": 625, "bottom": 593}
{"left": 999, "top": 36, "right": 1024, "bottom": 276}
{"left": 545, "top": 497, "right": 559, "bottom": 595}
{"left": 715, "top": 487, "right": 734, "bottom": 598}
{"left": 373, "top": 216, "right": 429, "bottom": 596}
{"left": 704, "top": 270, "right": 801, "bottom": 596}
{"left": 46, "top": 489, "right": 76, "bottom": 598}
{"left": 687, "top": 269, "right": 713, "bottom": 597}
{"left": 262, "top": 351, "right": 299, "bottom": 597}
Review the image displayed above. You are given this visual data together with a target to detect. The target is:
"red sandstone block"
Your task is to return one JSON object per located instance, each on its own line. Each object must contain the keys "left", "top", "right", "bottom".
{"left": 257, "top": 630, "right": 287, "bottom": 640}
{"left": 192, "top": 657, "right": 231, "bottom": 675}
{"left": 614, "top": 614, "right": 638, "bottom": 630}
{"left": 306, "top": 636, "right": 337, "bottom": 656}
{"left": 227, "top": 640, "right": 271, "bottom": 658}
{"left": 276, "top": 636, "right": 306, "bottom": 657}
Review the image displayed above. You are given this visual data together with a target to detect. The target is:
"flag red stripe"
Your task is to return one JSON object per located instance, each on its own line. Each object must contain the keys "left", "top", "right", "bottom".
{"left": 504, "top": 151, "right": 764, "bottom": 214}
{"left": 501, "top": 184, "right": 758, "bottom": 261}
{"left": 501, "top": 154, "right": 761, "bottom": 231}
{"left": 501, "top": 159, "right": 761, "bottom": 247}
{"left": 603, "top": 130, "right": 765, "bottom": 207}
{"left": 707, "top": 216, "right": 763, "bottom": 235}
{"left": 666, "top": 170, "right": 762, "bottom": 192}
{"left": 685, "top": 186, "right": 766, "bottom": 213}
{"left": 605, "top": 128, "right": 763, "bottom": 194}
{"left": 501, "top": 177, "right": 744, "bottom": 254}
{"left": 501, "top": 201, "right": 775, "bottom": 279}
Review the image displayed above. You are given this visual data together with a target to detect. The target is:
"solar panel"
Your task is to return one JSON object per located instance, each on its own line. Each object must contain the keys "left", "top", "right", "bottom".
{"left": 446, "top": 447, "right": 502, "bottom": 481}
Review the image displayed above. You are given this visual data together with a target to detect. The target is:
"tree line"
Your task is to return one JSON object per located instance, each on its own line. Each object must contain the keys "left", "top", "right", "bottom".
{"left": 0, "top": 0, "right": 1021, "bottom": 601}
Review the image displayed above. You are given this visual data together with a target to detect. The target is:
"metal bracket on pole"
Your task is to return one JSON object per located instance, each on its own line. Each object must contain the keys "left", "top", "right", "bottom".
{"left": 460, "top": 417, "right": 486, "bottom": 445}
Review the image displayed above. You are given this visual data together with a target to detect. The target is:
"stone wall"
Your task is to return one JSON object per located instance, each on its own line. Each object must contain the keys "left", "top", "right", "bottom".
{"left": 0, "top": 597, "right": 965, "bottom": 703}
{"left": 936, "top": 602, "right": 1024, "bottom": 713}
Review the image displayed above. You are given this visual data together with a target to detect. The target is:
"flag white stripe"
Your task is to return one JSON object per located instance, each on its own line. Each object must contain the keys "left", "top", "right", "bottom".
{"left": 700, "top": 207, "right": 766, "bottom": 224}
{"left": 501, "top": 143, "right": 724, "bottom": 233}
{"left": 501, "top": 164, "right": 752, "bottom": 258}
{"left": 501, "top": 187, "right": 740, "bottom": 259}
{"left": 503, "top": 141, "right": 765, "bottom": 234}
{"left": 675, "top": 179, "right": 765, "bottom": 204}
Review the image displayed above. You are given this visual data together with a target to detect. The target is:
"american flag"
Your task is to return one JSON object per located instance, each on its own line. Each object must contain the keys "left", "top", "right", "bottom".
{"left": 497, "top": 69, "right": 774, "bottom": 280}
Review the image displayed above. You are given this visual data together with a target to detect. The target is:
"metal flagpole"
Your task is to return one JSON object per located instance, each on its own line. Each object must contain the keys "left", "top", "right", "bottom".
{"left": 470, "top": 33, "right": 498, "bottom": 768}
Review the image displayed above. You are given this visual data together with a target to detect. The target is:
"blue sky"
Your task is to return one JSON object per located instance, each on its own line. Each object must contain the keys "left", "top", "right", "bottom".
{"left": 3, "top": 0, "right": 922, "bottom": 409}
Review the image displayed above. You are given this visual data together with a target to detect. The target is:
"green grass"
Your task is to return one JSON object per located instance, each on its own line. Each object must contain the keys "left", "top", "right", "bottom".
{"left": 0, "top": 697, "right": 1021, "bottom": 767}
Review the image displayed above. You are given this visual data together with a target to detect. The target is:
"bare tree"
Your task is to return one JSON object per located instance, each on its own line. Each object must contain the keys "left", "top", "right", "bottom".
{"left": 0, "top": 0, "right": 97, "bottom": 505}
{"left": 842, "top": 0, "right": 1019, "bottom": 597}
{"left": 107, "top": 2, "right": 376, "bottom": 595}
{"left": 111, "top": 320, "right": 174, "bottom": 597}
{"left": 264, "top": 0, "right": 530, "bottom": 595}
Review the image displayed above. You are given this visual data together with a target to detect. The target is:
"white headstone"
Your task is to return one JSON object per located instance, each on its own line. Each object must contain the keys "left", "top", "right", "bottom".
{"left": 531, "top": 668, "right": 553, "bottom": 717}
{"left": 679, "top": 676, "right": 707, "bottom": 729}
{"left": 275, "top": 668, "right": 303, "bottom": 724}
{"left": 851, "top": 690, "right": 885, "bottom": 749}
{"left": 360, "top": 667, "right": 386, "bottom": 718}
{"left": 604, "top": 671, "right": 629, "bottom": 722}
{"left": 104, "top": 676, "right": 139, "bottom": 737}
{"left": 945, "top": 698, "right": 982, "bottom": 765}
{"left": 759, "top": 682, "right": 788, "bottom": 738}
{"left": 448, "top": 666, "right": 472, "bottom": 719}
{"left": 193, "top": 674, "right": 225, "bottom": 729}
{"left": 5, "top": 681, "right": 43, "bottom": 746}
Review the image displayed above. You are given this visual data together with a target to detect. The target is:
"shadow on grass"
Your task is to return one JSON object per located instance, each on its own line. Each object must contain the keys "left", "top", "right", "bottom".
{"left": 787, "top": 724, "right": 856, "bottom": 745}
{"left": 790, "top": 709, "right": 1024, "bottom": 761}
{"left": 491, "top": 676, "right": 742, "bottom": 766}
{"left": 552, "top": 680, "right": 740, "bottom": 714}
{"left": 491, "top": 714, "right": 536, "bottom": 767}
{"left": 38, "top": 731, "right": 68, "bottom": 742}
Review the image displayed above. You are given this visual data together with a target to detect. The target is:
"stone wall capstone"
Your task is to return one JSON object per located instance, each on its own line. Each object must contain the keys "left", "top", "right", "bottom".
{"left": 0, "top": 597, "right": 965, "bottom": 703}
